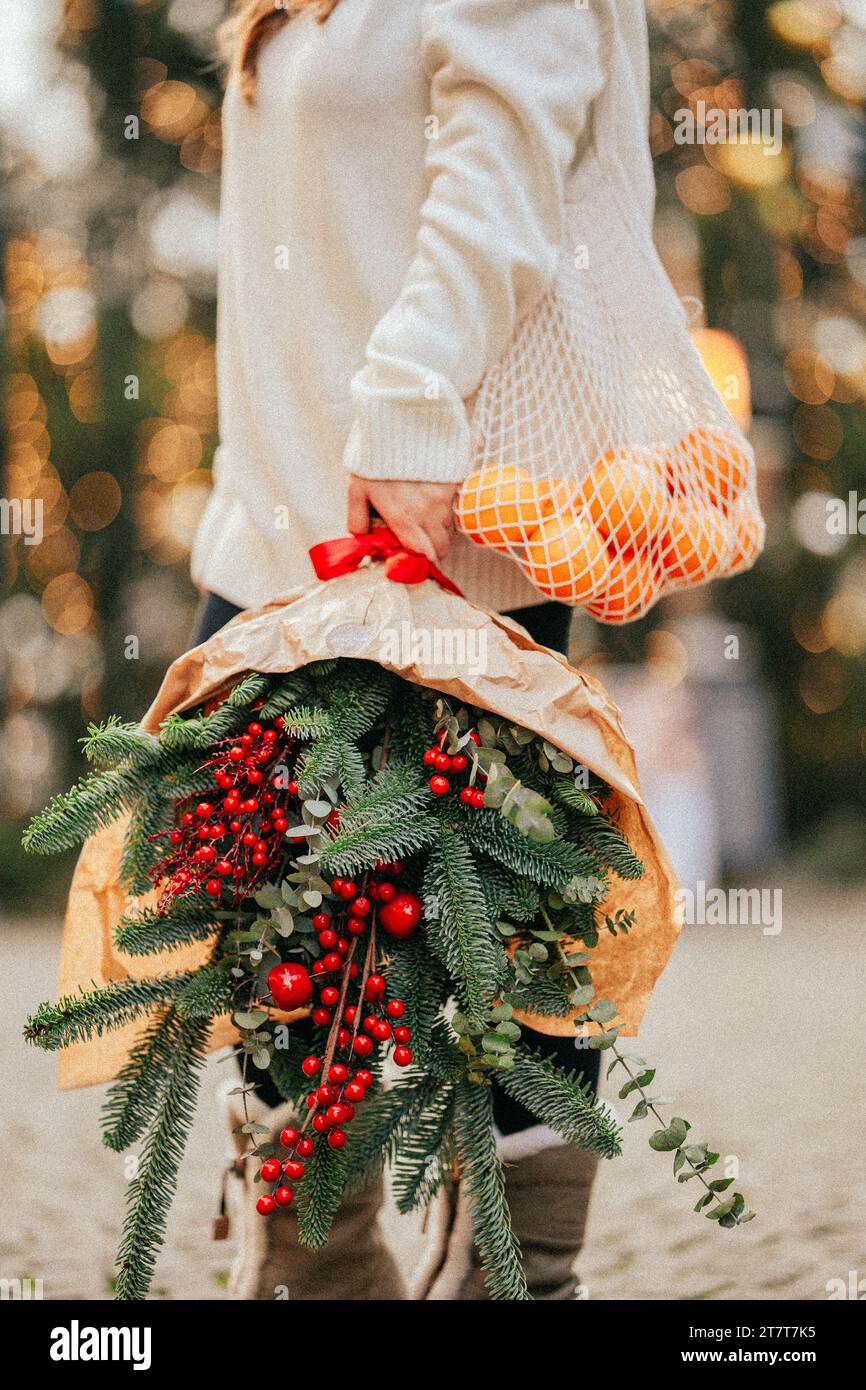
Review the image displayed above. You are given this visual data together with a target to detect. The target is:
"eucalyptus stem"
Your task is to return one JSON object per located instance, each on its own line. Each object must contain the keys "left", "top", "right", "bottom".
{"left": 551, "top": 938, "right": 746, "bottom": 1225}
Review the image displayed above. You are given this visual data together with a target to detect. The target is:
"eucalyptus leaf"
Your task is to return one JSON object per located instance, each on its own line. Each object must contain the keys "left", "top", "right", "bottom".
{"left": 232, "top": 1010, "right": 269, "bottom": 1031}
{"left": 511, "top": 725, "right": 535, "bottom": 746}
{"left": 587, "top": 999, "right": 617, "bottom": 1024}
{"left": 705, "top": 1197, "right": 736, "bottom": 1221}
{"left": 648, "top": 1117, "right": 690, "bottom": 1151}
{"left": 474, "top": 745, "right": 507, "bottom": 770}
{"left": 496, "top": 1021, "right": 521, "bottom": 1041}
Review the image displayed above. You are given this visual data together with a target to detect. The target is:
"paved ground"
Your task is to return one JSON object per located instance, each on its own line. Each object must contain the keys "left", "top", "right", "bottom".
{"left": 2, "top": 871, "right": 863, "bottom": 1301}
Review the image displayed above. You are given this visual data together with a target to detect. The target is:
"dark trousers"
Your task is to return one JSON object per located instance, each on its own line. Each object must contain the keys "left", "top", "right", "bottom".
{"left": 192, "top": 590, "right": 600, "bottom": 1133}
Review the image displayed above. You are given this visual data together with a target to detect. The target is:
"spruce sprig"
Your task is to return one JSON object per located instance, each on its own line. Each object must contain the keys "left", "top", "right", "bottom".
{"left": 102, "top": 1007, "right": 183, "bottom": 1152}
{"left": 114, "top": 1018, "right": 210, "bottom": 1300}
{"left": 423, "top": 821, "right": 506, "bottom": 1025}
{"left": 24, "top": 975, "right": 193, "bottom": 1051}
{"left": 453, "top": 1080, "right": 528, "bottom": 1301}
{"left": 498, "top": 1049, "right": 622, "bottom": 1158}
{"left": 113, "top": 901, "right": 218, "bottom": 957}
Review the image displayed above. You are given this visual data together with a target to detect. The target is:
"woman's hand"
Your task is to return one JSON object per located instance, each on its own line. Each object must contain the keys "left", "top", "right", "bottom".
{"left": 347, "top": 476, "right": 458, "bottom": 564}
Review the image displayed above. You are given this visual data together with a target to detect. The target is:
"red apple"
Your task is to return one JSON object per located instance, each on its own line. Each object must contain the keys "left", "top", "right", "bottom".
{"left": 267, "top": 961, "right": 313, "bottom": 1010}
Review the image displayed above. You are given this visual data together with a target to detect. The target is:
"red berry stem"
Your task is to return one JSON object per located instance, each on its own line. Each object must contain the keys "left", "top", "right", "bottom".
{"left": 349, "top": 915, "right": 378, "bottom": 1053}
{"left": 299, "top": 891, "right": 366, "bottom": 1135}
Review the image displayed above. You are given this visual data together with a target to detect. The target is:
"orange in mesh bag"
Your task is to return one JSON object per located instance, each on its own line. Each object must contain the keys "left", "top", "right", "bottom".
{"left": 455, "top": 175, "right": 765, "bottom": 624}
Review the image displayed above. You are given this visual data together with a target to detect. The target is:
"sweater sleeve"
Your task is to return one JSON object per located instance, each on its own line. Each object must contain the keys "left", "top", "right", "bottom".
{"left": 342, "top": 0, "right": 606, "bottom": 483}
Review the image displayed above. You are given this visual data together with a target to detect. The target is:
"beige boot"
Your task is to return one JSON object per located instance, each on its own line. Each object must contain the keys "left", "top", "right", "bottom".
{"left": 414, "top": 1125, "right": 599, "bottom": 1301}
{"left": 222, "top": 1083, "right": 408, "bottom": 1301}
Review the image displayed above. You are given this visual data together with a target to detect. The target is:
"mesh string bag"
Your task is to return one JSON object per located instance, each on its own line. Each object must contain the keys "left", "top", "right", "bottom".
{"left": 456, "top": 174, "right": 765, "bottom": 624}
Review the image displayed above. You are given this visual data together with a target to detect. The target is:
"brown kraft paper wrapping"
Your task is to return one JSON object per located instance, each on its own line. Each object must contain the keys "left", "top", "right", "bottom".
{"left": 56, "top": 569, "right": 682, "bottom": 1090}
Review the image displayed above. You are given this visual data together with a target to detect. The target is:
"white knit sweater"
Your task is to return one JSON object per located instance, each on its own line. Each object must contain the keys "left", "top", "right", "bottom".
{"left": 192, "top": 0, "right": 656, "bottom": 613}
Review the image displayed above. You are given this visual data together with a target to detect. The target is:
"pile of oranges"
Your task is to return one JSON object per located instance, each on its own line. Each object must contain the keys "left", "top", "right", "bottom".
{"left": 456, "top": 426, "right": 761, "bottom": 623}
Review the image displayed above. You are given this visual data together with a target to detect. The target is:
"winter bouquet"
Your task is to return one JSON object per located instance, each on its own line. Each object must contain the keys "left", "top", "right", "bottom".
{"left": 23, "top": 566, "right": 753, "bottom": 1300}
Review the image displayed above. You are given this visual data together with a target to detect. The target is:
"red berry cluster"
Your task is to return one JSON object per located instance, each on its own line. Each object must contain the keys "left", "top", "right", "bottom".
{"left": 255, "top": 1129, "right": 315, "bottom": 1214}
{"left": 156, "top": 711, "right": 300, "bottom": 907}
{"left": 256, "top": 862, "right": 418, "bottom": 1216}
{"left": 424, "top": 728, "right": 485, "bottom": 806}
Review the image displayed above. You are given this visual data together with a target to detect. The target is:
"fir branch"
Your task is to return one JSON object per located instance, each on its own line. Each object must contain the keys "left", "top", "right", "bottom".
{"left": 423, "top": 823, "right": 506, "bottom": 1025}
{"left": 272, "top": 705, "right": 332, "bottom": 741}
{"left": 382, "top": 933, "right": 447, "bottom": 1066}
{"left": 226, "top": 673, "right": 271, "bottom": 708}
{"left": 156, "top": 712, "right": 209, "bottom": 751}
{"left": 568, "top": 812, "right": 645, "bottom": 880}
{"left": 22, "top": 768, "right": 142, "bottom": 855}
{"left": 24, "top": 974, "right": 193, "bottom": 1052}
{"left": 507, "top": 978, "right": 575, "bottom": 1017}
{"left": 498, "top": 1049, "right": 622, "bottom": 1158}
{"left": 341, "top": 1078, "right": 427, "bottom": 1196}
{"left": 500, "top": 877, "right": 544, "bottom": 922}
{"left": 155, "top": 676, "right": 271, "bottom": 750}
{"left": 392, "top": 1084, "right": 456, "bottom": 1214}
{"left": 480, "top": 858, "right": 541, "bottom": 923}
{"left": 453, "top": 1080, "right": 527, "bottom": 1301}
{"left": 295, "top": 663, "right": 390, "bottom": 797}
{"left": 319, "top": 810, "right": 440, "bottom": 877}
{"left": 319, "top": 762, "right": 433, "bottom": 875}
{"left": 343, "top": 762, "right": 428, "bottom": 814}
{"left": 81, "top": 718, "right": 160, "bottom": 770}
{"left": 101, "top": 1007, "right": 183, "bottom": 1152}
{"left": 465, "top": 807, "right": 586, "bottom": 889}
{"left": 175, "top": 964, "right": 233, "bottom": 1019}
{"left": 159, "top": 761, "right": 216, "bottom": 801}
{"left": 550, "top": 780, "right": 600, "bottom": 817}
{"left": 426, "top": 1017, "right": 467, "bottom": 1085}
{"left": 113, "top": 902, "right": 218, "bottom": 957}
{"left": 266, "top": 1030, "right": 315, "bottom": 1104}
{"left": 159, "top": 702, "right": 248, "bottom": 750}
{"left": 114, "top": 1018, "right": 210, "bottom": 1300}
{"left": 295, "top": 1133, "right": 349, "bottom": 1249}
{"left": 257, "top": 672, "right": 319, "bottom": 720}
{"left": 119, "top": 791, "right": 172, "bottom": 894}
{"left": 336, "top": 741, "right": 367, "bottom": 799}
{"left": 386, "top": 682, "right": 436, "bottom": 765}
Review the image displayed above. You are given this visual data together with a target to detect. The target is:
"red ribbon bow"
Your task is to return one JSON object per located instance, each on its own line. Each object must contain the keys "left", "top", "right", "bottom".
{"left": 309, "top": 528, "right": 462, "bottom": 595}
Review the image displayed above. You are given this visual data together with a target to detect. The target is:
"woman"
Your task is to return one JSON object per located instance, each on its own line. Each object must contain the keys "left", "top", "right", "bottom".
{"left": 193, "top": 0, "right": 656, "bottom": 1300}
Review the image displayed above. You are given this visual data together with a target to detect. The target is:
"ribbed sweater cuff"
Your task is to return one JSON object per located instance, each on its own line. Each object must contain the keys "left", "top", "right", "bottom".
{"left": 343, "top": 397, "right": 472, "bottom": 483}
